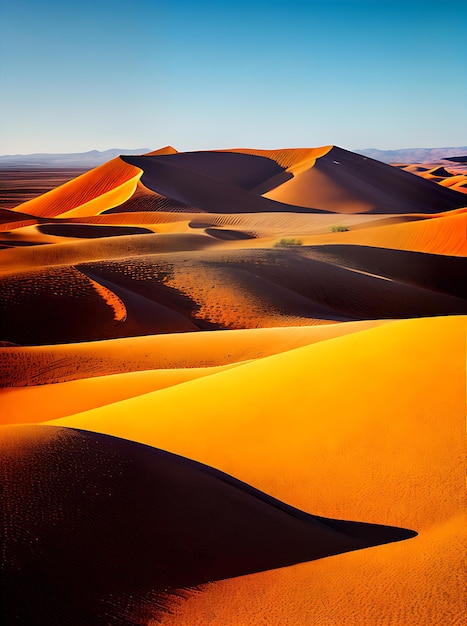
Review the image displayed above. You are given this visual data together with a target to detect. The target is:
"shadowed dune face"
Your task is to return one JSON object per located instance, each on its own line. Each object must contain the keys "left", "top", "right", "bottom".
{"left": 121, "top": 154, "right": 325, "bottom": 215}
{"left": 0, "top": 425, "right": 415, "bottom": 626}
{"left": 138, "top": 150, "right": 289, "bottom": 190}
{"left": 265, "top": 146, "right": 467, "bottom": 212}
{"left": 37, "top": 223, "right": 153, "bottom": 238}
{"left": 118, "top": 146, "right": 466, "bottom": 217}
{"left": 1, "top": 246, "right": 466, "bottom": 345}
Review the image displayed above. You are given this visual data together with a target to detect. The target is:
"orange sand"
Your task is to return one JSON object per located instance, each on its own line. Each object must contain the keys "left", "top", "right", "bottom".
{"left": 300, "top": 207, "right": 467, "bottom": 255}
{"left": 10, "top": 157, "right": 142, "bottom": 218}
{"left": 0, "top": 364, "right": 240, "bottom": 423}
{"left": 2, "top": 149, "right": 466, "bottom": 625}
{"left": 48, "top": 316, "right": 466, "bottom": 625}
{"left": 1, "top": 320, "right": 388, "bottom": 386}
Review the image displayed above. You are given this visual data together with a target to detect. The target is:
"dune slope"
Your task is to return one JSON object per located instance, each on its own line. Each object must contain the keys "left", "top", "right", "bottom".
{"left": 49, "top": 316, "right": 466, "bottom": 625}
{"left": 0, "top": 425, "right": 414, "bottom": 626}
{"left": 0, "top": 321, "right": 388, "bottom": 387}
{"left": 10, "top": 157, "right": 142, "bottom": 218}
{"left": 265, "top": 146, "right": 467, "bottom": 213}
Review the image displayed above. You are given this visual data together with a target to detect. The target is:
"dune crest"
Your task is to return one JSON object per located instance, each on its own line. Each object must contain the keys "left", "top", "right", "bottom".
{"left": 10, "top": 157, "right": 142, "bottom": 218}
{"left": 81, "top": 270, "right": 127, "bottom": 322}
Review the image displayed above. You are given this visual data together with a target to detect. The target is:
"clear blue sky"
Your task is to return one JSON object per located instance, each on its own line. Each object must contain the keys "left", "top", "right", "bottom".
{"left": 1, "top": 0, "right": 466, "bottom": 154}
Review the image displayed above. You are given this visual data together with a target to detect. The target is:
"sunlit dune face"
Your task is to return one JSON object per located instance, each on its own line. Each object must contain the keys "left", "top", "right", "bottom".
{"left": 46, "top": 316, "right": 466, "bottom": 626}
{"left": 0, "top": 321, "right": 387, "bottom": 388}
{"left": 10, "top": 157, "right": 142, "bottom": 218}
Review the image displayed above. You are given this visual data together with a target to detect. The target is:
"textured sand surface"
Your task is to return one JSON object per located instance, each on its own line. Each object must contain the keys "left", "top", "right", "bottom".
{"left": 1, "top": 147, "right": 465, "bottom": 625}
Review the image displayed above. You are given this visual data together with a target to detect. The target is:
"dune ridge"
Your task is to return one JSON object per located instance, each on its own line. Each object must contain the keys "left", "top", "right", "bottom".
{"left": 9, "top": 157, "right": 142, "bottom": 218}
{"left": 0, "top": 321, "right": 388, "bottom": 387}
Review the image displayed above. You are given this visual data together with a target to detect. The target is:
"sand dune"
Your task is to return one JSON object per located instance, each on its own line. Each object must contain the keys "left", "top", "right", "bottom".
{"left": 0, "top": 231, "right": 219, "bottom": 273}
{"left": 1, "top": 425, "right": 413, "bottom": 626}
{"left": 394, "top": 161, "right": 467, "bottom": 195}
{"left": 48, "top": 316, "right": 465, "bottom": 521}
{"left": 0, "top": 363, "right": 244, "bottom": 424}
{"left": 8, "top": 146, "right": 466, "bottom": 227}
{"left": 2, "top": 241, "right": 466, "bottom": 345}
{"left": 9, "top": 157, "right": 142, "bottom": 218}
{"left": 301, "top": 208, "right": 467, "bottom": 255}
{"left": 121, "top": 154, "right": 326, "bottom": 214}
{"left": 48, "top": 316, "right": 466, "bottom": 625}
{"left": 0, "top": 321, "right": 388, "bottom": 387}
{"left": 265, "top": 146, "right": 466, "bottom": 213}
{"left": 1, "top": 146, "right": 465, "bottom": 625}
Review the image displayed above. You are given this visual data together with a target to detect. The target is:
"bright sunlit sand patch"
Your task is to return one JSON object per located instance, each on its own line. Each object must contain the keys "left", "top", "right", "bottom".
{"left": 47, "top": 316, "right": 465, "bottom": 523}
{"left": 1, "top": 320, "right": 388, "bottom": 386}
{"left": 9, "top": 157, "right": 142, "bottom": 218}
{"left": 0, "top": 364, "right": 241, "bottom": 423}
{"left": 47, "top": 315, "right": 465, "bottom": 625}
{"left": 303, "top": 208, "right": 467, "bottom": 255}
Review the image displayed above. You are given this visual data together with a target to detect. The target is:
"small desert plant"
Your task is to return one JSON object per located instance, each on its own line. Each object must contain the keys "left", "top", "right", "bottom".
{"left": 331, "top": 225, "right": 349, "bottom": 232}
{"left": 273, "top": 237, "right": 303, "bottom": 248}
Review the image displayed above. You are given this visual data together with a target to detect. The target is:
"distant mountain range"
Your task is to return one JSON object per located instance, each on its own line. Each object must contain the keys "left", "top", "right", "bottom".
{"left": 355, "top": 146, "right": 467, "bottom": 164}
{"left": 0, "top": 146, "right": 466, "bottom": 168}
{"left": 0, "top": 149, "right": 150, "bottom": 168}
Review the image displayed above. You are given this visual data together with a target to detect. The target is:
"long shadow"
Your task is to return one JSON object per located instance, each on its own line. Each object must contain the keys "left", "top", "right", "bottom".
{"left": 1, "top": 425, "right": 417, "bottom": 626}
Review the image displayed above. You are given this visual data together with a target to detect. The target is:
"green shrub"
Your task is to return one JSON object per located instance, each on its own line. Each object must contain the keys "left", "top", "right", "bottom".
{"left": 331, "top": 225, "right": 349, "bottom": 232}
{"left": 273, "top": 237, "right": 303, "bottom": 248}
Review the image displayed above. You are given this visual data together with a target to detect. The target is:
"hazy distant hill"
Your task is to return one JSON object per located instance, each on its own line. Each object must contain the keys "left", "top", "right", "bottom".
{"left": 355, "top": 146, "right": 467, "bottom": 164}
{"left": 0, "top": 149, "right": 150, "bottom": 168}
{"left": 2, "top": 146, "right": 467, "bottom": 168}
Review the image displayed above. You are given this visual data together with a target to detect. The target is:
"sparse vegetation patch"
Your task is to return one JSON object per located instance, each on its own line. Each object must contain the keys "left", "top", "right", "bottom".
{"left": 273, "top": 238, "right": 303, "bottom": 248}
{"left": 331, "top": 225, "right": 349, "bottom": 232}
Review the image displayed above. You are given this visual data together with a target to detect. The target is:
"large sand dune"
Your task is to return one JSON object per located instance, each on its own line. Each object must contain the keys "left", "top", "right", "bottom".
{"left": 1, "top": 146, "right": 465, "bottom": 625}
{"left": 264, "top": 146, "right": 467, "bottom": 212}
{"left": 9, "top": 157, "right": 142, "bottom": 218}
{"left": 7, "top": 143, "right": 465, "bottom": 222}
{"left": 48, "top": 316, "right": 466, "bottom": 625}
{"left": 1, "top": 425, "right": 413, "bottom": 625}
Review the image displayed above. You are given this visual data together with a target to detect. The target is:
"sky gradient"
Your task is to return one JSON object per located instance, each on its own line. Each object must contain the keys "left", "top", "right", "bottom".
{"left": 1, "top": 0, "right": 466, "bottom": 154}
